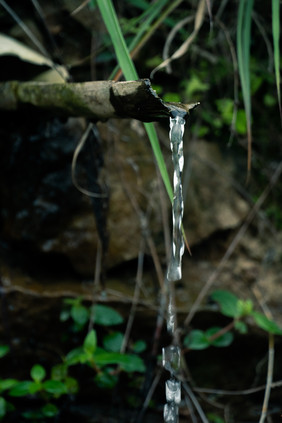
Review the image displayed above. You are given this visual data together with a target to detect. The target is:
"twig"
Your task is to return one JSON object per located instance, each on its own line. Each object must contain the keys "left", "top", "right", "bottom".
{"left": 193, "top": 380, "right": 282, "bottom": 396}
{"left": 182, "top": 381, "right": 210, "bottom": 423}
{"left": 258, "top": 333, "right": 275, "bottom": 423}
{"left": 120, "top": 239, "right": 145, "bottom": 353}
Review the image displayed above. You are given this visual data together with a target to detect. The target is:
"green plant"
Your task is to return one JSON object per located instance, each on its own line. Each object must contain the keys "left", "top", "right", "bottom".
{"left": 0, "top": 302, "right": 146, "bottom": 420}
{"left": 184, "top": 290, "right": 282, "bottom": 350}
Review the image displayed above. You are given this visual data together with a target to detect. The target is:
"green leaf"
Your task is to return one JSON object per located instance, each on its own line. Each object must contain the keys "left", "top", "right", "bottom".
{"left": 251, "top": 311, "right": 282, "bottom": 335}
{"left": 163, "top": 92, "right": 181, "bottom": 103}
{"left": 30, "top": 364, "right": 46, "bottom": 383}
{"left": 83, "top": 330, "right": 97, "bottom": 355}
{"left": 94, "top": 350, "right": 145, "bottom": 372}
{"left": 22, "top": 409, "right": 43, "bottom": 419}
{"left": 237, "top": 299, "right": 253, "bottom": 316}
{"left": 41, "top": 403, "right": 59, "bottom": 417}
{"left": 42, "top": 380, "right": 67, "bottom": 395}
{"left": 65, "top": 347, "right": 88, "bottom": 365}
{"left": 9, "top": 381, "right": 33, "bottom": 397}
{"left": 51, "top": 364, "right": 67, "bottom": 381}
{"left": 0, "top": 379, "right": 18, "bottom": 393}
{"left": 235, "top": 109, "right": 247, "bottom": 134}
{"left": 132, "top": 340, "right": 147, "bottom": 353}
{"left": 71, "top": 304, "right": 89, "bottom": 326}
{"left": 211, "top": 290, "right": 240, "bottom": 318}
{"left": 234, "top": 320, "right": 248, "bottom": 334}
{"left": 94, "top": 368, "right": 118, "bottom": 389}
{"left": 183, "top": 330, "right": 209, "bottom": 350}
{"left": 28, "top": 381, "right": 43, "bottom": 395}
{"left": 0, "top": 345, "right": 9, "bottom": 359}
{"left": 65, "top": 377, "right": 79, "bottom": 394}
{"left": 91, "top": 305, "right": 123, "bottom": 326}
{"left": 0, "top": 397, "right": 6, "bottom": 418}
{"left": 103, "top": 332, "right": 124, "bottom": 352}
{"left": 206, "top": 327, "right": 234, "bottom": 347}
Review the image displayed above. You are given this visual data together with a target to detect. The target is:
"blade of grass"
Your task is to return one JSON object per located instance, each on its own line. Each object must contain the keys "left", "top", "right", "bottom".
{"left": 272, "top": 0, "right": 281, "bottom": 123}
{"left": 237, "top": 0, "right": 254, "bottom": 175}
{"left": 109, "top": 0, "right": 169, "bottom": 80}
{"left": 96, "top": 0, "right": 173, "bottom": 201}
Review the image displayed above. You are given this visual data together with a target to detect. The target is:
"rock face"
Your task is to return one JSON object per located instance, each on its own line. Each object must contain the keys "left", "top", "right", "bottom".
{"left": 0, "top": 114, "right": 162, "bottom": 276}
{"left": 183, "top": 139, "right": 249, "bottom": 244}
{"left": 0, "top": 113, "right": 251, "bottom": 278}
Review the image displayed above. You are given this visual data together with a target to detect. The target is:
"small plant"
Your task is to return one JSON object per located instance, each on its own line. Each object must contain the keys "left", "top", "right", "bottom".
{"left": 0, "top": 302, "right": 146, "bottom": 420}
{"left": 184, "top": 290, "right": 282, "bottom": 351}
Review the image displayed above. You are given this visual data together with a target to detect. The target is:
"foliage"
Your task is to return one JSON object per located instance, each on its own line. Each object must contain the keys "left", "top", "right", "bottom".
{"left": 0, "top": 302, "right": 146, "bottom": 420}
{"left": 184, "top": 290, "right": 282, "bottom": 351}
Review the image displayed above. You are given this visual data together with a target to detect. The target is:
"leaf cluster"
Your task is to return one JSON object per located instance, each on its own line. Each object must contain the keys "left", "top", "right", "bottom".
{"left": 184, "top": 290, "right": 282, "bottom": 351}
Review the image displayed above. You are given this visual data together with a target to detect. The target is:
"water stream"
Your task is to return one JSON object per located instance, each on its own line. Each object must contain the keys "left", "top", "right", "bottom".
{"left": 163, "top": 112, "right": 186, "bottom": 423}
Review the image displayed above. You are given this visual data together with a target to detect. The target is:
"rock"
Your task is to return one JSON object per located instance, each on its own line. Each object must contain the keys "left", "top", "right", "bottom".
{"left": 183, "top": 140, "right": 250, "bottom": 244}
{"left": 0, "top": 114, "right": 162, "bottom": 276}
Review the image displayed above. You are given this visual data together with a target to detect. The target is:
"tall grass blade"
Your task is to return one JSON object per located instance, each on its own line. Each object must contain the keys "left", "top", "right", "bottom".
{"left": 237, "top": 0, "right": 254, "bottom": 174}
{"left": 272, "top": 0, "right": 281, "bottom": 123}
{"left": 96, "top": 0, "right": 173, "bottom": 201}
{"left": 96, "top": 0, "right": 138, "bottom": 80}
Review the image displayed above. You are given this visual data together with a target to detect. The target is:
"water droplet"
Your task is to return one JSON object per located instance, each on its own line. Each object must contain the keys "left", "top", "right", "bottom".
{"left": 166, "top": 378, "right": 181, "bottom": 404}
{"left": 162, "top": 345, "right": 180, "bottom": 375}
{"left": 164, "top": 402, "right": 179, "bottom": 423}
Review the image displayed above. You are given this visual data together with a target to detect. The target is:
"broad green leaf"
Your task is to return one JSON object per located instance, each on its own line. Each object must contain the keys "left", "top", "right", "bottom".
{"left": 30, "top": 364, "right": 46, "bottom": 383}
{"left": 0, "top": 379, "right": 18, "bottom": 393}
{"left": 251, "top": 311, "right": 282, "bottom": 335}
{"left": 83, "top": 329, "right": 97, "bottom": 355}
{"left": 9, "top": 381, "right": 33, "bottom": 397}
{"left": 42, "top": 380, "right": 67, "bottom": 395}
{"left": 0, "top": 345, "right": 9, "bottom": 359}
{"left": 183, "top": 330, "right": 209, "bottom": 350}
{"left": 71, "top": 304, "right": 89, "bottom": 326}
{"left": 103, "top": 332, "right": 124, "bottom": 352}
{"left": 206, "top": 327, "right": 234, "bottom": 347}
{"left": 94, "top": 350, "right": 145, "bottom": 372}
{"left": 211, "top": 290, "right": 240, "bottom": 318}
{"left": 42, "top": 403, "right": 59, "bottom": 417}
{"left": 65, "top": 347, "right": 88, "bottom": 365}
{"left": 91, "top": 304, "right": 123, "bottom": 326}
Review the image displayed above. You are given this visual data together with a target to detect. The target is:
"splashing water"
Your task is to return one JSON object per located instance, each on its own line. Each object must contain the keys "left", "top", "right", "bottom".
{"left": 167, "top": 114, "right": 186, "bottom": 282}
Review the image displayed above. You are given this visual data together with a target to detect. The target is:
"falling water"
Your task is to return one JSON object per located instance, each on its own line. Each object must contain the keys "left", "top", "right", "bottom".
{"left": 163, "top": 112, "right": 186, "bottom": 423}
{"left": 167, "top": 114, "right": 186, "bottom": 282}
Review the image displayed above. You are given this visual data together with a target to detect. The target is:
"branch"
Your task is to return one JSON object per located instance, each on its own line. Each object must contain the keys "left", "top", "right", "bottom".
{"left": 0, "top": 79, "right": 199, "bottom": 122}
